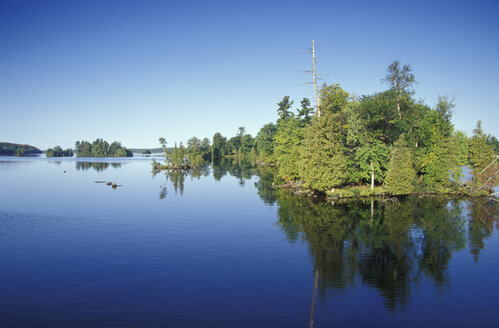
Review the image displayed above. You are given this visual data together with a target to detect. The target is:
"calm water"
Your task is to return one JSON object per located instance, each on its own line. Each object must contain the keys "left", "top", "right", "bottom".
{"left": 0, "top": 156, "right": 498, "bottom": 327}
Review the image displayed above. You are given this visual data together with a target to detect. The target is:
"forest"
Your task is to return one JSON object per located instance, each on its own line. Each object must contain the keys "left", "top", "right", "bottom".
{"left": 74, "top": 139, "right": 133, "bottom": 157}
{"left": 157, "top": 60, "right": 498, "bottom": 197}
{"left": 0, "top": 142, "right": 41, "bottom": 156}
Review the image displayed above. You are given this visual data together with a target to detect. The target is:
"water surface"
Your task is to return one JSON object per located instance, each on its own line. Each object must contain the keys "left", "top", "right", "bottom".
{"left": 0, "top": 157, "right": 497, "bottom": 327}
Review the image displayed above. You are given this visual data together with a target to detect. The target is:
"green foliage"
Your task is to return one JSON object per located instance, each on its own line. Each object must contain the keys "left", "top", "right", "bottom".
{"left": 318, "top": 83, "right": 350, "bottom": 114}
{"left": 297, "top": 98, "right": 313, "bottom": 126}
{"left": 454, "top": 130, "right": 469, "bottom": 166}
{"left": 420, "top": 136, "right": 461, "bottom": 191}
{"left": 241, "top": 134, "right": 255, "bottom": 155}
{"left": 274, "top": 117, "right": 304, "bottom": 181}
{"left": 0, "top": 142, "right": 41, "bottom": 156}
{"left": 212, "top": 132, "right": 227, "bottom": 159}
{"left": 276, "top": 96, "right": 294, "bottom": 122}
{"left": 46, "top": 146, "right": 73, "bottom": 157}
{"left": 352, "top": 140, "right": 389, "bottom": 185}
{"left": 255, "top": 123, "right": 277, "bottom": 163}
{"left": 300, "top": 112, "right": 348, "bottom": 191}
{"left": 469, "top": 121, "right": 495, "bottom": 172}
{"left": 486, "top": 134, "right": 499, "bottom": 154}
{"left": 384, "top": 135, "right": 416, "bottom": 195}
{"left": 75, "top": 139, "right": 132, "bottom": 157}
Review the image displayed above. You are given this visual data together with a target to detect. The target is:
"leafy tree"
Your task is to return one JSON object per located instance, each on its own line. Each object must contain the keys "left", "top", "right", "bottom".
{"left": 300, "top": 112, "right": 348, "bottom": 191}
{"left": 381, "top": 60, "right": 416, "bottom": 119}
{"left": 384, "top": 135, "right": 416, "bottom": 195}
{"left": 227, "top": 136, "right": 242, "bottom": 155}
{"left": 255, "top": 123, "right": 277, "bottom": 163}
{"left": 353, "top": 140, "right": 389, "bottom": 189}
{"left": 318, "top": 83, "right": 350, "bottom": 115}
{"left": 200, "top": 138, "right": 211, "bottom": 161}
{"left": 187, "top": 137, "right": 205, "bottom": 168}
{"left": 241, "top": 134, "right": 254, "bottom": 155}
{"left": 212, "top": 132, "right": 227, "bottom": 159}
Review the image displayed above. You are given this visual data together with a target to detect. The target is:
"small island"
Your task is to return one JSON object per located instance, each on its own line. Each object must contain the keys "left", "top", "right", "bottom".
{"left": 74, "top": 139, "right": 133, "bottom": 157}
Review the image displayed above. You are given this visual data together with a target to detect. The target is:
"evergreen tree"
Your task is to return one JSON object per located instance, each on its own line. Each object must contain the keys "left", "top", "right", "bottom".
{"left": 385, "top": 135, "right": 416, "bottom": 195}
{"left": 300, "top": 112, "right": 348, "bottom": 191}
{"left": 276, "top": 96, "right": 294, "bottom": 122}
{"left": 469, "top": 121, "right": 495, "bottom": 172}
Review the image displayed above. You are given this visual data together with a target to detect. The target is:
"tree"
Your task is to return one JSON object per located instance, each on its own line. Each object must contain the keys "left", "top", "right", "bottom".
{"left": 212, "top": 132, "right": 227, "bottom": 159}
{"left": 318, "top": 83, "right": 350, "bottom": 115}
{"left": 468, "top": 121, "right": 497, "bottom": 193}
{"left": 255, "top": 123, "right": 277, "bottom": 163}
{"left": 381, "top": 60, "right": 416, "bottom": 119}
{"left": 469, "top": 121, "right": 495, "bottom": 172}
{"left": 277, "top": 96, "right": 294, "bottom": 121}
{"left": 274, "top": 117, "right": 304, "bottom": 181}
{"left": 241, "top": 134, "right": 254, "bottom": 155}
{"left": 354, "top": 140, "right": 389, "bottom": 190}
{"left": 187, "top": 137, "right": 204, "bottom": 168}
{"left": 384, "top": 135, "right": 416, "bottom": 195}
{"left": 300, "top": 112, "right": 348, "bottom": 191}
{"left": 238, "top": 126, "right": 246, "bottom": 138}
{"left": 297, "top": 98, "right": 313, "bottom": 126}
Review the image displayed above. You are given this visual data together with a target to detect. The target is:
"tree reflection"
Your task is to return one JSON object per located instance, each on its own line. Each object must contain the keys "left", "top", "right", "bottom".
{"left": 272, "top": 190, "right": 474, "bottom": 311}
{"left": 75, "top": 161, "right": 121, "bottom": 171}
{"left": 467, "top": 199, "right": 499, "bottom": 262}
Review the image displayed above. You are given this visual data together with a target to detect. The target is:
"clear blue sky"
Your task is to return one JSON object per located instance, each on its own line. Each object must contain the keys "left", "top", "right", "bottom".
{"left": 1, "top": 0, "right": 498, "bottom": 149}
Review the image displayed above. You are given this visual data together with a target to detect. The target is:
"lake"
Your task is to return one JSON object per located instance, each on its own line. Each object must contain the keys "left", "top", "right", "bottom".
{"left": 0, "top": 156, "right": 498, "bottom": 327}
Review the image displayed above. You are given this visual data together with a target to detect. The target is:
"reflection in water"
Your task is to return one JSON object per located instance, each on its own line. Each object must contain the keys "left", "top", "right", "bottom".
{"left": 468, "top": 199, "right": 499, "bottom": 262}
{"left": 272, "top": 191, "right": 497, "bottom": 312}
{"left": 75, "top": 162, "right": 121, "bottom": 171}
{"left": 154, "top": 158, "right": 255, "bottom": 198}
{"left": 212, "top": 158, "right": 258, "bottom": 186}
{"left": 154, "top": 167, "right": 210, "bottom": 197}
{"left": 150, "top": 158, "right": 498, "bottom": 314}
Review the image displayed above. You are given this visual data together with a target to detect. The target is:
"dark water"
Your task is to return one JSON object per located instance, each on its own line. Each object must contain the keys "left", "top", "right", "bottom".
{"left": 0, "top": 157, "right": 498, "bottom": 327}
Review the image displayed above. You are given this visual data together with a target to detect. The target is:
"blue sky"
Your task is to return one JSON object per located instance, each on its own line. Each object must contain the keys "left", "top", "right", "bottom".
{"left": 1, "top": 0, "right": 498, "bottom": 149}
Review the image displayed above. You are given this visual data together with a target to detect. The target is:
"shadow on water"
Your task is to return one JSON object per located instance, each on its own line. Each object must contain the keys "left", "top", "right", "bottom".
{"left": 75, "top": 162, "right": 122, "bottom": 172}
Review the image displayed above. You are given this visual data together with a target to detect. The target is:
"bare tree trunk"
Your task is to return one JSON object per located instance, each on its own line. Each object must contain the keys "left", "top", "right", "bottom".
{"left": 370, "top": 162, "right": 374, "bottom": 191}
{"left": 312, "top": 40, "right": 321, "bottom": 118}
{"left": 396, "top": 97, "right": 402, "bottom": 119}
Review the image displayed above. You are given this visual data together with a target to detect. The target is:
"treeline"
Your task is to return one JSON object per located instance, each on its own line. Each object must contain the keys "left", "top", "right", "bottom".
{"left": 257, "top": 61, "right": 498, "bottom": 196}
{"left": 0, "top": 142, "right": 41, "bottom": 156}
{"left": 75, "top": 139, "right": 133, "bottom": 157}
{"left": 155, "top": 128, "right": 259, "bottom": 170}
{"left": 46, "top": 146, "right": 73, "bottom": 157}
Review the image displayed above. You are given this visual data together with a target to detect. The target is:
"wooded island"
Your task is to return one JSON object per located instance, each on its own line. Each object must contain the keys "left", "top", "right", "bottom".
{"left": 154, "top": 60, "right": 498, "bottom": 197}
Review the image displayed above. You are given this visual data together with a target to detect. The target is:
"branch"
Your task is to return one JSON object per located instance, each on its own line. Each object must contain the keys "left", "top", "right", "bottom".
{"left": 480, "top": 155, "right": 498, "bottom": 175}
